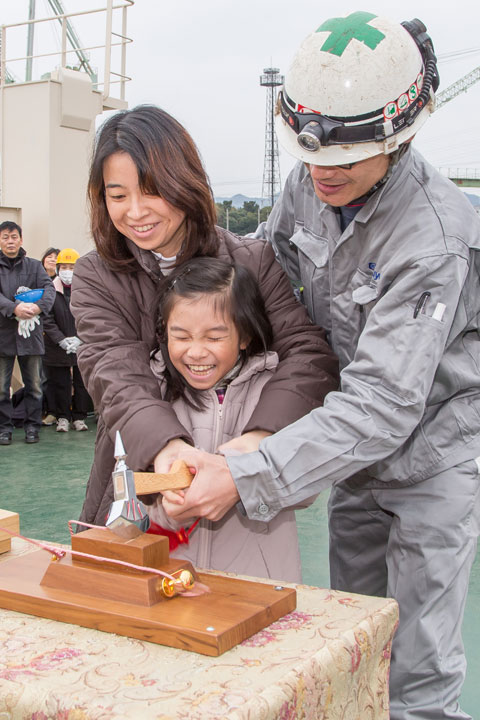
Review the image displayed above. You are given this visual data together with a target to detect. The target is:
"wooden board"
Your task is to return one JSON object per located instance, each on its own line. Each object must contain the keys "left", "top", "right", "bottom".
{"left": 0, "top": 550, "right": 296, "bottom": 656}
{"left": 0, "top": 510, "right": 19, "bottom": 554}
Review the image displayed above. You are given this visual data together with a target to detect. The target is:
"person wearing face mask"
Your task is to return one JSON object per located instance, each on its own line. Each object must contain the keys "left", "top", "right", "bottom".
{"left": 42, "top": 248, "right": 91, "bottom": 432}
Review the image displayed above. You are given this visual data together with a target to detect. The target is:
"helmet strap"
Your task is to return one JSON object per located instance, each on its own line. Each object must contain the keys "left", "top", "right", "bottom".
{"left": 364, "top": 143, "right": 411, "bottom": 199}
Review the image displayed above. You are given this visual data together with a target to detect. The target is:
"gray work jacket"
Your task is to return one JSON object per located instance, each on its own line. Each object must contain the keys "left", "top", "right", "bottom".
{"left": 228, "top": 148, "right": 480, "bottom": 521}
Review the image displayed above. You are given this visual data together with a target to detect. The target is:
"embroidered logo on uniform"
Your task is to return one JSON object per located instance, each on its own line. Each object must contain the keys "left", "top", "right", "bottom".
{"left": 368, "top": 262, "right": 381, "bottom": 287}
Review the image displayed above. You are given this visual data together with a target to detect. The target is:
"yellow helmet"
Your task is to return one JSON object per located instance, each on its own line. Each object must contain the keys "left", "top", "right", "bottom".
{"left": 56, "top": 248, "right": 80, "bottom": 265}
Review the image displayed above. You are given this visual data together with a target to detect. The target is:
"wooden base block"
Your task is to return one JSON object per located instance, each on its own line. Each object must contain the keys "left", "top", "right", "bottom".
{"left": 71, "top": 527, "right": 169, "bottom": 569}
{"left": 41, "top": 554, "right": 197, "bottom": 606}
{"left": 0, "top": 539, "right": 11, "bottom": 554}
{"left": 0, "top": 549, "right": 296, "bottom": 656}
{"left": 0, "top": 509, "right": 19, "bottom": 555}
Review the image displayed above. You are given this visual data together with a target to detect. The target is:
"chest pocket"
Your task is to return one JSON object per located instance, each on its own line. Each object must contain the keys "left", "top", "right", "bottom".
{"left": 291, "top": 224, "right": 331, "bottom": 331}
{"left": 334, "top": 268, "right": 380, "bottom": 364}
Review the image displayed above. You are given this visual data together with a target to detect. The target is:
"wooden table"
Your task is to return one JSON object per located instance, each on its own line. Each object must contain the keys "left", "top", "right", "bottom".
{"left": 0, "top": 538, "right": 398, "bottom": 719}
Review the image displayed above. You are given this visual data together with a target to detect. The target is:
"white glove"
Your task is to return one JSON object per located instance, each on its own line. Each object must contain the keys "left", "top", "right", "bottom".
{"left": 17, "top": 315, "right": 40, "bottom": 338}
{"left": 59, "top": 338, "right": 71, "bottom": 351}
{"left": 61, "top": 336, "right": 82, "bottom": 354}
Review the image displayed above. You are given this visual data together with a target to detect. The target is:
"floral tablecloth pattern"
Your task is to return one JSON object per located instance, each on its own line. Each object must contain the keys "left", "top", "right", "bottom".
{"left": 0, "top": 538, "right": 398, "bottom": 719}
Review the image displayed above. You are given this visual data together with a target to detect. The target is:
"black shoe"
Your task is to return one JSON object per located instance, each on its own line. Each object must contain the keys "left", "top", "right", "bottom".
{"left": 25, "top": 429, "right": 40, "bottom": 444}
{"left": 0, "top": 432, "right": 12, "bottom": 445}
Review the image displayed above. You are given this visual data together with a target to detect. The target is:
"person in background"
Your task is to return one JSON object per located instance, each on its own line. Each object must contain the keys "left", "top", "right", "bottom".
{"left": 161, "top": 13, "right": 480, "bottom": 720}
{"left": 0, "top": 221, "right": 55, "bottom": 444}
{"left": 43, "top": 248, "right": 90, "bottom": 432}
{"left": 70, "top": 104, "right": 339, "bottom": 527}
{"left": 40, "top": 247, "right": 60, "bottom": 425}
{"left": 40, "top": 247, "right": 60, "bottom": 279}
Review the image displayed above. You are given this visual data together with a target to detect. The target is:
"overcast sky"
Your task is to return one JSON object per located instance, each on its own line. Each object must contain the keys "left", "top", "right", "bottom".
{"left": 2, "top": 0, "right": 480, "bottom": 197}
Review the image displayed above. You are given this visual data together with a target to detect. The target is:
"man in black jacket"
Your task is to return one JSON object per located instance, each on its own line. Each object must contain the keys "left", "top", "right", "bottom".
{"left": 0, "top": 221, "right": 55, "bottom": 444}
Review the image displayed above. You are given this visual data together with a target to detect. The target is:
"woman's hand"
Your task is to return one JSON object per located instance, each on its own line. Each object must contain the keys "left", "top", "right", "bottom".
{"left": 217, "top": 430, "right": 272, "bottom": 455}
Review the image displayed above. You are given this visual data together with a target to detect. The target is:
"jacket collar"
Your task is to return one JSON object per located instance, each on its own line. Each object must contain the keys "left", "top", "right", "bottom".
{"left": 150, "top": 350, "right": 279, "bottom": 391}
{"left": 124, "top": 227, "right": 222, "bottom": 281}
{"left": 348, "top": 146, "right": 415, "bottom": 225}
{"left": 0, "top": 246, "right": 26, "bottom": 267}
{"left": 53, "top": 276, "right": 65, "bottom": 293}
{"left": 330, "top": 147, "right": 415, "bottom": 252}
{"left": 125, "top": 237, "right": 163, "bottom": 281}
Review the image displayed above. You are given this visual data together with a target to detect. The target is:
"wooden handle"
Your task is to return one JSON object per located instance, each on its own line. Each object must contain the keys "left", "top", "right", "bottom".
{"left": 134, "top": 460, "right": 194, "bottom": 495}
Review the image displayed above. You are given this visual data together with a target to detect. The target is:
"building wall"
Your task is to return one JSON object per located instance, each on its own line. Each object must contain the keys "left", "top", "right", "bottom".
{"left": 0, "top": 69, "right": 104, "bottom": 260}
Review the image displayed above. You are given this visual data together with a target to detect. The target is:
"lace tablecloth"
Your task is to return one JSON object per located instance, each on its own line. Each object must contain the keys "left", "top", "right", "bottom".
{"left": 0, "top": 537, "right": 398, "bottom": 719}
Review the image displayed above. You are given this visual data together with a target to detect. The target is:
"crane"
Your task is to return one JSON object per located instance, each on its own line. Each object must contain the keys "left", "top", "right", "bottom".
{"left": 436, "top": 64, "right": 480, "bottom": 109}
{"left": 46, "top": 0, "right": 97, "bottom": 81}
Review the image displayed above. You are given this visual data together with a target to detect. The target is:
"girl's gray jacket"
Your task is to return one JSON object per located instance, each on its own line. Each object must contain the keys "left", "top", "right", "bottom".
{"left": 228, "top": 148, "right": 480, "bottom": 522}
{"left": 147, "top": 350, "right": 314, "bottom": 583}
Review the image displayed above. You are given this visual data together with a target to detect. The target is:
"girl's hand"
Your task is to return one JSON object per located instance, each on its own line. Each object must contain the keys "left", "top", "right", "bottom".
{"left": 217, "top": 430, "right": 272, "bottom": 455}
{"left": 162, "top": 489, "right": 186, "bottom": 507}
{"left": 153, "top": 438, "right": 193, "bottom": 473}
{"left": 156, "top": 441, "right": 200, "bottom": 509}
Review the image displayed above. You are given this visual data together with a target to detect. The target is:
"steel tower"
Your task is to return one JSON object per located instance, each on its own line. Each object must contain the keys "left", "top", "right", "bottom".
{"left": 260, "top": 67, "right": 283, "bottom": 207}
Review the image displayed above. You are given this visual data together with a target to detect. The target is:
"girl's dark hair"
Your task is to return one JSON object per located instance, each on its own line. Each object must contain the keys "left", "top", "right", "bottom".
{"left": 157, "top": 257, "right": 273, "bottom": 407}
{"left": 88, "top": 104, "right": 218, "bottom": 272}
{"left": 41, "top": 247, "right": 60, "bottom": 266}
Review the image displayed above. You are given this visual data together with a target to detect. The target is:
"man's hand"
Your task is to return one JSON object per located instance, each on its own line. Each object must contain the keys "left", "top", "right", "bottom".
{"left": 14, "top": 302, "right": 39, "bottom": 319}
{"left": 218, "top": 429, "right": 272, "bottom": 454}
{"left": 162, "top": 450, "right": 240, "bottom": 523}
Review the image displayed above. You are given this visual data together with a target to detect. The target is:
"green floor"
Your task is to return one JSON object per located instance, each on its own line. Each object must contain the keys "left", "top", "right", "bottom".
{"left": 1, "top": 422, "right": 479, "bottom": 714}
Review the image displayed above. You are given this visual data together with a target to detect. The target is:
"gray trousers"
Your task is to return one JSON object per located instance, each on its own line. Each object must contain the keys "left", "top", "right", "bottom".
{"left": 328, "top": 459, "right": 480, "bottom": 720}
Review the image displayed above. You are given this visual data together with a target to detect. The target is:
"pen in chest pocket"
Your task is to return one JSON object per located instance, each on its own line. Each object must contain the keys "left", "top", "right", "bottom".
{"left": 413, "top": 292, "right": 446, "bottom": 322}
{"left": 413, "top": 291, "right": 431, "bottom": 318}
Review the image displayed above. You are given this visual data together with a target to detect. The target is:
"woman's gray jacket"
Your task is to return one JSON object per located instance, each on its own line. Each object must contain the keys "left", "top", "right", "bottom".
{"left": 228, "top": 148, "right": 480, "bottom": 521}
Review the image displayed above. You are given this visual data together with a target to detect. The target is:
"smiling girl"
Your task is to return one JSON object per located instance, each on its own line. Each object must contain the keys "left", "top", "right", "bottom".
{"left": 147, "top": 257, "right": 316, "bottom": 582}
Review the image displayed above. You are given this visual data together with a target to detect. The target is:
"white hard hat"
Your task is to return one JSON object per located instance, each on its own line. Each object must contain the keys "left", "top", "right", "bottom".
{"left": 276, "top": 12, "right": 439, "bottom": 165}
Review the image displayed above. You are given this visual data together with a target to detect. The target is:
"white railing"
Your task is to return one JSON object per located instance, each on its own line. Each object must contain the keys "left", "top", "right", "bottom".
{"left": 438, "top": 168, "right": 480, "bottom": 180}
{"left": 0, "top": 0, "right": 133, "bottom": 102}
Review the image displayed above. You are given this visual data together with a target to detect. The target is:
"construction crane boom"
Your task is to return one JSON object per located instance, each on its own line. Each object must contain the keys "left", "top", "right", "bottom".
{"left": 436, "top": 65, "right": 480, "bottom": 109}
{"left": 47, "top": 0, "right": 96, "bottom": 81}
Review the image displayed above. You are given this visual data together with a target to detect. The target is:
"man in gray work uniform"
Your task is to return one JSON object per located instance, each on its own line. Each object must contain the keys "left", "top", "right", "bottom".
{"left": 163, "top": 13, "right": 480, "bottom": 719}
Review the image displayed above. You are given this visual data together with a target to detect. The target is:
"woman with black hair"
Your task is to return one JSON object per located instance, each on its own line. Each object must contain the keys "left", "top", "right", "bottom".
{"left": 70, "top": 104, "right": 338, "bottom": 527}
